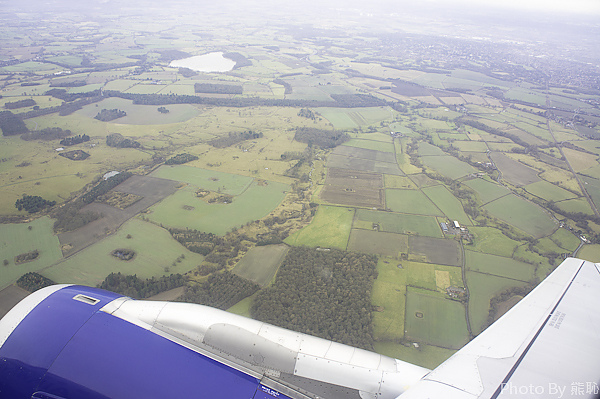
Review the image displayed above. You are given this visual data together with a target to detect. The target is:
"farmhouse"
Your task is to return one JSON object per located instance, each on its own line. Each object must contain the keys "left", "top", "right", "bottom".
{"left": 453, "top": 220, "right": 460, "bottom": 229}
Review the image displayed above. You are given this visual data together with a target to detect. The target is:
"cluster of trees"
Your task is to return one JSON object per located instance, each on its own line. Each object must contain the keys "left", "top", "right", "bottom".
{"left": 294, "top": 127, "right": 349, "bottom": 148}
{"left": 21, "top": 127, "right": 70, "bottom": 141}
{"left": 14, "top": 250, "right": 39, "bottom": 264}
{"left": 297, "top": 108, "right": 315, "bottom": 119}
{"left": 111, "top": 248, "right": 135, "bottom": 261}
{"left": 178, "top": 271, "right": 259, "bottom": 309}
{"left": 209, "top": 130, "right": 263, "bottom": 148}
{"left": 178, "top": 67, "right": 197, "bottom": 78}
{"left": 251, "top": 247, "right": 378, "bottom": 350}
{"left": 223, "top": 52, "right": 252, "bottom": 69}
{"left": 169, "top": 228, "right": 223, "bottom": 255}
{"left": 16, "top": 272, "right": 55, "bottom": 292}
{"left": 95, "top": 108, "right": 127, "bottom": 122}
{"left": 5, "top": 99, "right": 36, "bottom": 109}
{"left": 106, "top": 133, "right": 140, "bottom": 148}
{"left": 99, "top": 272, "right": 186, "bottom": 299}
{"left": 45, "top": 88, "right": 101, "bottom": 103}
{"left": 0, "top": 111, "right": 28, "bottom": 136}
{"left": 194, "top": 83, "right": 243, "bottom": 95}
{"left": 60, "top": 134, "right": 90, "bottom": 146}
{"left": 53, "top": 172, "right": 132, "bottom": 232}
{"left": 157, "top": 106, "right": 170, "bottom": 114}
{"left": 165, "top": 153, "right": 199, "bottom": 165}
{"left": 15, "top": 195, "right": 56, "bottom": 213}
{"left": 82, "top": 172, "right": 132, "bottom": 204}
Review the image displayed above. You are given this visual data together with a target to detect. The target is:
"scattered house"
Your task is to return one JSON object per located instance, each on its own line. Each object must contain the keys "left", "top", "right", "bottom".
{"left": 446, "top": 286, "right": 466, "bottom": 299}
{"left": 103, "top": 171, "right": 120, "bottom": 180}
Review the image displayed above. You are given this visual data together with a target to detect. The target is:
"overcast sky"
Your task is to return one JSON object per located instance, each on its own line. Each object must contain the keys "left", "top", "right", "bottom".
{"left": 438, "top": 0, "right": 600, "bottom": 15}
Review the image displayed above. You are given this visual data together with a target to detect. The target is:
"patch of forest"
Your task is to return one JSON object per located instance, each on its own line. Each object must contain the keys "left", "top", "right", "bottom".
{"left": 49, "top": 80, "right": 86, "bottom": 88}
{"left": 250, "top": 247, "right": 378, "bottom": 350}
{"left": 273, "top": 78, "right": 293, "bottom": 94}
{"left": 165, "top": 153, "right": 198, "bottom": 165}
{"left": 223, "top": 52, "right": 252, "bottom": 69}
{"left": 179, "top": 271, "right": 259, "bottom": 309}
{"left": 5, "top": 98, "right": 36, "bottom": 109}
{"left": 95, "top": 108, "right": 127, "bottom": 122}
{"left": 15, "top": 195, "right": 56, "bottom": 213}
{"left": 194, "top": 83, "right": 243, "bottom": 95}
{"left": 60, "top": 134, "right": 90, "bottom": 146}
{"left": 98, "top": 272, "right": 186, "bottom": 299}
{"left": 157, "top": 106, "right": 169, "bottom": 114}
{"left": 106, "top": 133, "right": 140, "bottom": 148}
{"left": 0, "top": 111, "right": 28, "bottom": 136}
{"left": 209, "top": 130, "right": 263, "bottom": 148}
{"left": 294, "top": 127, "right": 349, "bottom": 148}
{"left": 16, "top": 272, "right": 55, "bottom": 292}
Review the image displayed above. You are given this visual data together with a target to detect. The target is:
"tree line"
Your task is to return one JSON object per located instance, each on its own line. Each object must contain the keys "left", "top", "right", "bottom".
{"left": 178, "top": 270, "right": 259, "bottom": 309}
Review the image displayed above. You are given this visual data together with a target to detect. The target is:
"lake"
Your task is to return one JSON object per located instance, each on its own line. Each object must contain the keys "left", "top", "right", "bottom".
{"left": 170, "top": 52, "right": 236, "bottom": 72}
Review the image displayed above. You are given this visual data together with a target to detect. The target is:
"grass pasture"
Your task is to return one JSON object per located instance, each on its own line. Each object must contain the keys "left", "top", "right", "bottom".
{"left": 372, "top": 258, "right": 407, "bottom": 341}
{"left": 0, "top": 217, "right": 62, "bottom": 290}
{"left": 385, "top": 189, "right": 442, "bottom": 216}
{"left": 41, "top": 219, "right": 204, "bottom": 287}
{"left": 549, "top": 228, "right": 581, "bottom": 252}
{"left": 578, "top": 245, "right": 600, "bottom": 263}
{"left": 374, "top": 341, "right": 455, "bottom": 370}
{"left": 555, "top": 198, "right": 595, "bottom": 215}
{"left": 464, "top": 177, "right": 510, "bottom": 204}
{"left": 147, "top": 180, "right": 289, "bottom": 235}
{"left": 77, "top": 97, "right": 199, "bottom": 125}
{"left": 422, "top": 185, "right": 472, "bottom": 225}
{"left": 466, "top": 226, "right": 521, "bottom": 258}
{"left": 484, "top": 194, "right": 556, "bottom": 238}
{"left": 347, "top": 229, "right": 408, "bottom": 257}
{"left": 467, "top": 271, "right": 529, "bottom": 335}
{"left": 232, "top": 244, "right": 289, "bottom": 286}
{"left": 284, "top": 205, "right": 354, "bottom": 249}
{"left": 465, "top": 251, "right": 534, "bottom": 282}
{"left": 524, "top": 180, "right": 578, "bottom": 202}
{"left": 491, "top": 152, "right": 540, "bottom": 187}
{"left": 405, "top": 287, "right": 469, "bottom": 349}
{"left": 384, "top": 175, "right": 417, "bottom": 189}
{"left": 355, "top": 209, "right": 443, "bottom": 238}
{"left": 421, "top": 156, "right": 477, "bottom": 180}
{"left": 150, "top": 165, "right": 253, "bottom": 195}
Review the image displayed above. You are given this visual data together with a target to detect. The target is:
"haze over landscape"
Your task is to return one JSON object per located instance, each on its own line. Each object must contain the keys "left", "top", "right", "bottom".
{"left": 1, "top": 0, "right": 599, "bottom": 368}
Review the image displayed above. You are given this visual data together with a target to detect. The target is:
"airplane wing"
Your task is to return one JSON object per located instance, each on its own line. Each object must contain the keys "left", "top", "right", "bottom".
{"left": 0, "top": 258, "right": 598, "bottom": 399}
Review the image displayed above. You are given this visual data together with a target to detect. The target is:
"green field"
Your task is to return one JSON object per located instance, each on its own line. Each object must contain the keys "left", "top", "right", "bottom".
{"left": 465, "top": 226, "right": 521, "bottom": 257}
{"left": 347, "top": 229, "right": 408, "bottom": 257}
{"left": 465, "top": 250, "right": 535, "bottom": 282}
{"left": 371, "top": 257, "right": 407, "bottom": 341}
{"left": 232, "top": 244, "right": 289, "bottom": 286}
{"left": 285, "top": 205, "right": 354, "bottom": 249}
{"left": 484, "top": 194, "right": 556, "bottom": 238}
{"left": 422, "top": 185, "right": 472, "bottom": 225}
{"left": 548, "top": 228, "right": 581, "bottom": 252}
{"left": 316, "top": 107, "right": 392, "bottom": 129}
{"left": 421, "top": 156, "right": 477, "bottom": 180}
{"left": 343, "top": 139, "right": 394, "bottom": 153}
{"left": 355, "top": 209, "right": 443, "bottom": 238}
{"left": 148, "top": 180, "right": 289, "bottom": 235}
{"left": 467, "top": 271, "right": 529, "bottom": 335}
{"left": 578, "top": 244, "right": 600, "bottom": 263}
{"left": 386, "top": 189, "right": 442, "bottom": 216}
{"left": 0, "top": 217, "right": 63, "bottom": 290}
{"left": 41, "top": 218, "right": 204, "bottom": 287}
{"left": 77, "top": 97, "right": 200, "bottom": 125}
{"left": 150, "top": 165, "right": 254, "bottom": 195}
{"left": 384, "top": 175, "right": 417, "bottom": 189}
{"left": 555, "top": 198, "right": 595, "bottom": 215}
{"left": 405, "top": 287, "right": 469, "bottom": 349}
{"left": 418, "top": 142, "right": 445, "bottom": 156}
{"left": 524, "top": 180, "right": 578, "bottom": 202}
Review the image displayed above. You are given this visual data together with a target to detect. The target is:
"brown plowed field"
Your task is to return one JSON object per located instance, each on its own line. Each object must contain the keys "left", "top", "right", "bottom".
{"left": 321, "top": 185, "right": 384, "bottom": 208}
{"left": 326, "top": 168, "right": 383, "bottom": 189}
